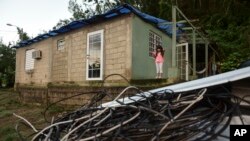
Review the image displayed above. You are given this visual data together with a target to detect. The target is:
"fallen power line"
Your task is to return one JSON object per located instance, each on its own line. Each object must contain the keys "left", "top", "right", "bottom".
{"left": 13, "top": 67, "right": 250, "bottom": 141}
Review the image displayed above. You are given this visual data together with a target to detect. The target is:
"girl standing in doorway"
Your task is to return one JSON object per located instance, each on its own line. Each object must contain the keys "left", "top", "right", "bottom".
{"left": 153, "top": 45, "right": 165, "bottom": 79}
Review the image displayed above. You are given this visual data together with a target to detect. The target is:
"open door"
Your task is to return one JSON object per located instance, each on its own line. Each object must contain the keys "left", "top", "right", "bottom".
{"left": 176, "top": 43, "right": 189, "bottom": 81}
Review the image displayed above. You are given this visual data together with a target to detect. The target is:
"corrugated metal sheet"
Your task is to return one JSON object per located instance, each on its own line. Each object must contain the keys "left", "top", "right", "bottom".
{"left": 102, "top": 66, "right": 250, "bottom": 107}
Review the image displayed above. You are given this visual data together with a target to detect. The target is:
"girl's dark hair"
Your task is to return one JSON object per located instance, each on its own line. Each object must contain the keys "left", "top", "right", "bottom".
{"left": 156, "top": 45, "right": 164, "bottom": 57}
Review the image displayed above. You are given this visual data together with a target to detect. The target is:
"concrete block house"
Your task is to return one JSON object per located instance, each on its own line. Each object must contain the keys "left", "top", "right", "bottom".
{"left": 14, "top": 4, "right": 184, "bottom": 104}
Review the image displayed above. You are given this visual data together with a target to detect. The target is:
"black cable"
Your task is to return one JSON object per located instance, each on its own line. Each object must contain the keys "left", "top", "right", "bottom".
{"left": 16, "top": 76, "right": 250, "bottom": 141}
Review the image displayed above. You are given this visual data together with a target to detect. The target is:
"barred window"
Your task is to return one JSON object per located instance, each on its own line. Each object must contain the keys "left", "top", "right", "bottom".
{"left": 149, "top": 31, "right": 162, "bottom": 57}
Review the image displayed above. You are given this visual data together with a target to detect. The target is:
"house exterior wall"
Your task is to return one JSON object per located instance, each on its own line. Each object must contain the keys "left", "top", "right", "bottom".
{"left": 131, "top": 15, "right": 172, "bottom": 79}
{"left": 50, "top": 15, "right": 132, "bottom": 84}
{"left": 15, "top": 38, "right": 52, "bottom": 86}
{"left": 15, "top": 14, "right": 176, "bottom": 105}
{"left": 15, "top": 14, "right": 176, "bottom": 88}
{"left": 51, "top": 34, "right": 69, "bottom": 82}
{"left": 15, "top": 15, "right": 133, "bottom": 86}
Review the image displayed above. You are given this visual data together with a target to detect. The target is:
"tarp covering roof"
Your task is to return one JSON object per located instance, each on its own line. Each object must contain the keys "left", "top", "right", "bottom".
{"left": 15, "top": 4, "right": 179, "bottom": 48}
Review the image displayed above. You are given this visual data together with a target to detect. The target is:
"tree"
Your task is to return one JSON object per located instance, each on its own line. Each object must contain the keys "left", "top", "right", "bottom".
{"left": 68, "top": 0, "right": 120, "bottom": 20}
{"left": 52, "top": 19, "right": 71, "bottom": 30}
{"left": 53, "top": 0, "right": 120, "bottom": 29}
{"left": 0, "top": 26, "right": 29, "bottom": 88}
{"left": 198, "top": 0, "right": 250, "bottom": 71}
{"left": 0, "top": 39, "right": 16, "bottom": 87}
{"left": 16, "top": 27, "right": 30, "bottom": 42}
{"left": 67, "top": 0, "right": 168, "bottom": 19}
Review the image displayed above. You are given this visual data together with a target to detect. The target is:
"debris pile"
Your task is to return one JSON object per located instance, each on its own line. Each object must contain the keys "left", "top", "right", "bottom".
{"left": 14, "top": 82, "right": 249, "bottom": 141}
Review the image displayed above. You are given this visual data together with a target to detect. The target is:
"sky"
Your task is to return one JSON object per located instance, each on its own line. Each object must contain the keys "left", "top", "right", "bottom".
{"left": 0, "top": 0, "right": 72, "bottom": 45}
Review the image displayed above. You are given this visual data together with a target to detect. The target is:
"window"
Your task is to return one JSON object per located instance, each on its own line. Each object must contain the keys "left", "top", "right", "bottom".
{"left": 25, "top": 49, "right": 35, "bottom": 71}
{"left": 149, "top": 31, "right": 162, "bottom": 57}
{"left": 57, "top": 39, "right": 65, "bottom": 50}
{"left": 86, "top": 30, "right": 104, "bottom": 80}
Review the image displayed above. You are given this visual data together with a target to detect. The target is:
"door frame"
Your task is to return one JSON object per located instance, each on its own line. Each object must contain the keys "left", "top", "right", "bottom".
{"left": 176, "top": 42, "right": 189, "bottom": 81}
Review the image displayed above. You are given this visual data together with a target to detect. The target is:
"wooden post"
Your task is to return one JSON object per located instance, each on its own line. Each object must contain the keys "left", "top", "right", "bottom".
{"left": 172, "top": 6, "right": 177, "bottom": 67}
{"left": 205, "top": 41, "right": 208, "bottom": 77}
{"left": 192, "top": 30, "right": 196, "bottom": 78}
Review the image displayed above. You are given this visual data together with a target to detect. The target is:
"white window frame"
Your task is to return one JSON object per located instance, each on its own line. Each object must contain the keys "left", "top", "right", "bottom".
{"left": 149, "top": 31, "right": 162, "bottom": 57}
{"left": 86, "top": 29, "right": 104, "bottom": 81}
{"left": 25, "top": 49, "right": 35, "bottom": 72}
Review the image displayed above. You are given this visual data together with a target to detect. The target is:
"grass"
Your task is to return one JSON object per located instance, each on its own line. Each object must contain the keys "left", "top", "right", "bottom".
{"left": 0, "top": 89, "right": 61, "bottom": 141}
{"left": 47, "top": 105, "right": 65, "bottom": 113}
{"left": 0, "top": 110, "right": 13, "bottom": 118}
{"left": 0, "top": 106, "right": 6, "bottom": 111}
{"left": 0, "top": 90, "right": 19, "bottom": 141}
{"left": 0, "top": 127, "right": 19, "bottom": 141}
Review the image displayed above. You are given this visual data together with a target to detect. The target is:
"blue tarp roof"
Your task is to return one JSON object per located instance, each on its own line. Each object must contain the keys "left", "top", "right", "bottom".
{"left": 15, "top": 4, "right": 181, "bottom": 48}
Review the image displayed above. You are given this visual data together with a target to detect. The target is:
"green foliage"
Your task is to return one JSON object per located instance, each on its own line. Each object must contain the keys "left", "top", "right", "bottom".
{"left": 0, "top": 26, "right": 28, "bottom": 88}
{"left": 201, "top": 1, "right": 250, "bottom": 71}
{"left": 0, "top": 106, "right": 6, "bottom": 112}
{"left": 0, "top": 127, "right": 18, "bottom": 141}
{"left": 68, "top": 0, "right": 120, "bottom": 19}
{"left": 69, "top": 0, "right": 87, "bottom": 20}
{"left": 16, "top": 27, "right": 30, "bottom": 42}
{"left": 0, "top": 110, "right": 13, "bottom": 118}
{"left": 52, "top": 19, "right": 71, "bottom": 30}
{"left": 3, "top": 134, "right": 19, "bottom": 141}
{"left": 0, "top": 41, "right": 16, "bottom": 87}
{"left": 47, "top": 105, "right": 65, "bottom": 114}
{"left": 53, "top": 0, "right": 119, "bottom": 29}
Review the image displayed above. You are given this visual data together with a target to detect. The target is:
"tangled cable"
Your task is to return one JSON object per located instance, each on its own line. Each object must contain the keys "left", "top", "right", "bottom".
{"left": 13, "top": 74, "right": 250, "bottom": 141}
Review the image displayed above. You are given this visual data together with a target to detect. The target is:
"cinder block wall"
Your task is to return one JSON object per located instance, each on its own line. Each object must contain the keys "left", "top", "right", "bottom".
{"left": 17, "top": 86, "right": 151, "bottom": 106}
{"left": 15, "top": 38, "right": 52, "bottom": 86}
{"left": 50, "top": 14, "right": 133, "bottom": 84}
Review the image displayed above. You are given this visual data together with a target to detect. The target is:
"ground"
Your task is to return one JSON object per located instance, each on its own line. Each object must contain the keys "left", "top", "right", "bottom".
{"left": 0, "top": 89, "right": 64, "bottom": 141}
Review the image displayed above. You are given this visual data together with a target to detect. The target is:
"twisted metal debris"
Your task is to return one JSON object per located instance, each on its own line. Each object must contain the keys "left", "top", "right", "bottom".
{"left": 13, "top": 74, "right": 250, "bottom": 141}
